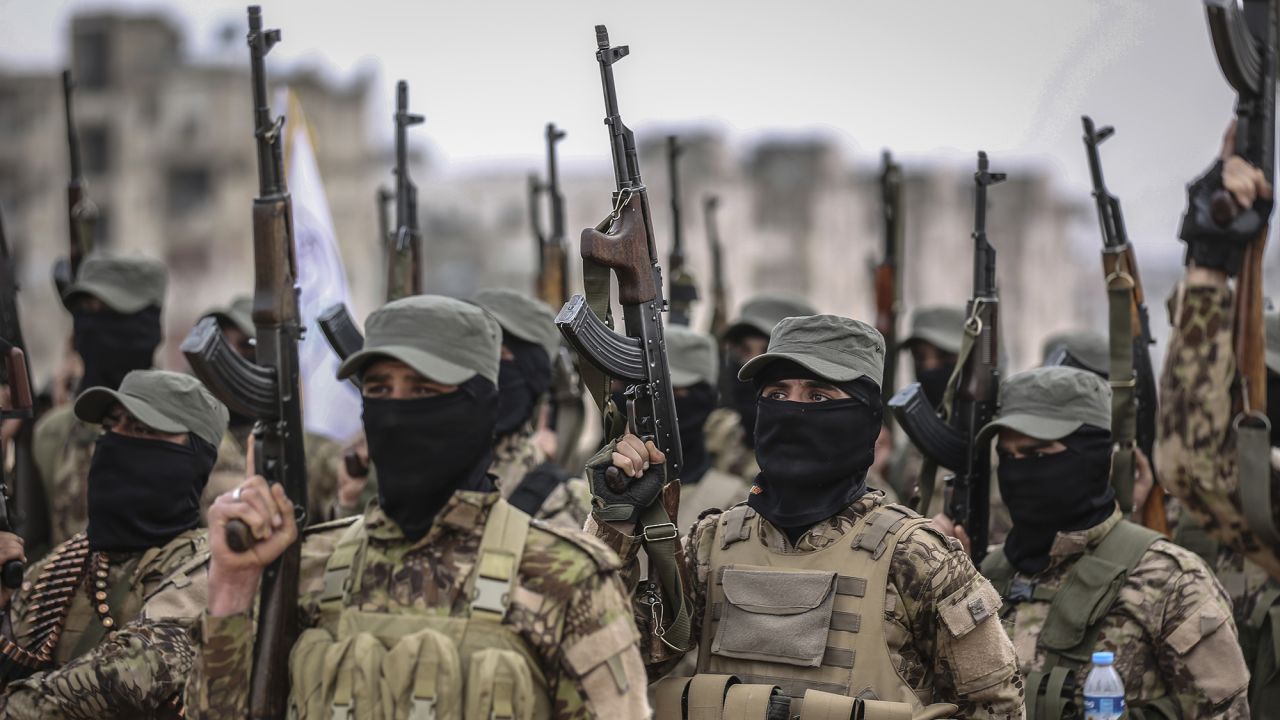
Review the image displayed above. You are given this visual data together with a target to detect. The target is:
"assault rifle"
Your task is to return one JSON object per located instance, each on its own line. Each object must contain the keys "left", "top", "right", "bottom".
{"left": 666, "top": 135, "right": 698, "bottom": 326}
{"left": 889, "top": 151, "right": 1004, "bottom": 562}
{"left": 376, "top": 185, "right": 393, "bottom": 271}
{"left": 875, "top": 151, "right": 904, "bottom": 409}
{"left": 53, "top": 70, "right": 98, "bottom": 295}
{"left": 181, "top": 8, "right": 308, "bottom": 718}
{"left": 703, "top": 195, "right": 728, "bottom": 338}
{"left": 1081, "top": 116, "right": 1166, "bottom": 533}
{"left": 0, "top": 335, "right": 30, "bottom": 590}
{"left": 0, "top": 208, "right": 48, "bottom": 559}
{"left": 555, "top": 25, "right": 691, "bottom": 651}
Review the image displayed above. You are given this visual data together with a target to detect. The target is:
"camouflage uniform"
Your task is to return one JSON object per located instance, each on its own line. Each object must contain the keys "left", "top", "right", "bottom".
{"left": 704, "top": 407, "right": 760, "bottom": 479}
{"left": 491, "top": 425, "right": 592, "bottom": 532}
{"left": 187, "top": 491, "right": 650, "bottom": 719}
{"left": 32, "top": 407, "right": 98, "bottom": 548}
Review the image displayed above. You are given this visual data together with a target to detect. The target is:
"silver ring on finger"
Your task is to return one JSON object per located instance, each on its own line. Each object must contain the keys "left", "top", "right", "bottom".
{"left": 232, "top": 487, "right": 244, "bottom": 502}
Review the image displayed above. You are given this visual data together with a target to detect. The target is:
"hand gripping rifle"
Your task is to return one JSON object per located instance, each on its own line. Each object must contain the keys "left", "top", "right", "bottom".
{"left": 1081, "top": 116, "right": 1167, "bottom": 533}
{"left": 874, "top": 151, "right": 905, "bottom": 412}
{"left": 666, "top": 135, "right": 699, "bottom": 326}
{"left": 703, "top": 194, "right": 728, "bottom": 338}
{"left": 1186, "top": 0, "right": 1279, "bottom": 544}
{"left": 888, "top": 152, "right": 1004, "bottom": 563}
{"left": 180, "top": 8, "right": 308, "bottom": 717}
{"left": 53, "top": 70, "right": 99, "bottom": 296}
{"left": 555, "top": 25, "right": 692, "bottom": 653}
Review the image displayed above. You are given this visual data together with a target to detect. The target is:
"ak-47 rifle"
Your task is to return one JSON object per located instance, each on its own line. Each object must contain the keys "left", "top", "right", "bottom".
{"left": 387, "top": 80, "right": 423, "bottom": 301}
{"left": 666, "top": 135, "right": 698, "bottom": 326}
{"left": 1081, "top": 116, "right": 1167, "bottom": 534}
{"left": 875, "top": 151, "right": 904, "bottom": 410}
{"left": 376, "top": 185, "right": 393, "bottom": 269}
{"left": 53, "top": 70, "right": 98, "bottom": 295}
{"left": 0, "top": 208, "right": 48, "bottom": 558}
{"left": 555, "top": 25, "right": 692, "bottom": 651}
{"left": 181, "top": 8, "right": 307, "bottom": 718}
{"left": 889, "top": 152, "right": 1005, "bottom": 562}
{"left": 0, "top": 335, "right": 30, "bottom": 590}
{"left": 703, "top": 194, "right": 728, "bottom": 338}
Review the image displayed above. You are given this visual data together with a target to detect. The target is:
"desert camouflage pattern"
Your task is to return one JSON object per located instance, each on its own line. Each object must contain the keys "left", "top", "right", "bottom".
{"left": 996, "top": 509, "right": 1250, "bottom": 717}
{"left": 588, "top": 490, "right": 1026, "bottom": 719}
{"left": 704, "top": 407, "right": 760, "bottom": 480}
{"left": 1156, "top": 284, "right": 1280, "bottom": 580}
{"left": 491, "top": 427, "right": 592, "bottom": 532}
{"left": 186, "top": 490, "right": 649, "bottom": 719}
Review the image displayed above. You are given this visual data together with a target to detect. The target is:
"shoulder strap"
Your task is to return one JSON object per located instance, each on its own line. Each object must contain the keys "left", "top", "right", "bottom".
{"left": 467, "top": 498, "right": 532, "bottom": 622}
{"left": 851, "top": 504, "right": 919, "bottom": 560}
{"left": 1092, "top": 520, "right": 1161, "bottom": 570}
{"left": 318, "top": 516, "right": 368, "bottom": 619}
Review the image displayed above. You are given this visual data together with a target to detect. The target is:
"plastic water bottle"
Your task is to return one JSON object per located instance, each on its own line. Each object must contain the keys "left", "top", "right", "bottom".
{"left": 1083, "top": 651, "right": 1125, "bottom": 720}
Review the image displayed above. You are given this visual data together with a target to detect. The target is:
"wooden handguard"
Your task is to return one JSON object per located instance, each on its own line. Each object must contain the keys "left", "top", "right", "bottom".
{"left": 579, "top": 193, "right": 656, "bottom": 305}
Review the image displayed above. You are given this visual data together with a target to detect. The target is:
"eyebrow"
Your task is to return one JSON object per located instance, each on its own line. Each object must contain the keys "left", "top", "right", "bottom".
{"left": 363, "top": 372, "right": 390, "bottom": 384}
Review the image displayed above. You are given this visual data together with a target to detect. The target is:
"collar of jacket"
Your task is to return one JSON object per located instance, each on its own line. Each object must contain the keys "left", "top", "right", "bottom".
{"left": 1045, "top": 505, "right": 1123, "bottom": 568}
{"left": 363, "top": 488, "right": 500, "bottom": 549}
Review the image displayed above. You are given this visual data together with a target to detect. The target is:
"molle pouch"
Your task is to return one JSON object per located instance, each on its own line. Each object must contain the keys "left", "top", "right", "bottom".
{"left": 721, "top": 683, "right": 783, "bottom": 720}
{"left": 1039, "top": 555, "right": 1125, "bottom": 658}
{"left": 323, "top": 632, "right": 389, "bottom": 720}
{"left": 712, "top": 566, "right": 837, "bottom": 668}
{"left": 797, "top": 689, "right": 855, "bottom": 720}
{"left": 288, "top": 628, "right": 336, "bottom": 720}
{"left": 381, "top": 626, "right": 463, "bottom": 720}
{"left": 464, "top": 648, "right": 535, "bottom": 720}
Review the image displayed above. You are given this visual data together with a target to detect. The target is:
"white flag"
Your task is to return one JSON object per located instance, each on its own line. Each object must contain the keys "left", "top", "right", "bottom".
{"left": 284, "top": 91, "right": 362, "bottom": 442}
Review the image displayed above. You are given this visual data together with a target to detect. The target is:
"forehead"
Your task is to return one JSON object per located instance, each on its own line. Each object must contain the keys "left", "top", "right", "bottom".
{"left": 363, "top": 358, "right": 429, "bottom": 382}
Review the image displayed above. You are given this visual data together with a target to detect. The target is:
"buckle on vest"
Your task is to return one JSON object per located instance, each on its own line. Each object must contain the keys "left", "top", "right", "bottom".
{"left": 642, "top": 522, "right": 678, "bottom": 543}
{"left": 331, "top": 703, "right": 353, "bottom": 720}
{"left": 1009, "top": 578, "right": 1035, "bottom": 604}
{"left": 409, "top": 697, "right": 436, "bottom": 720}
{"left": 472, "top": 574, "right": 510, "bottom": 617}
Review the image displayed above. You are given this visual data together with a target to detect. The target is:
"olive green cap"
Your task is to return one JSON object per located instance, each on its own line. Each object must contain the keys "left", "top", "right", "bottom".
{"left": 62, "top": 254, "right": 168, "bottom": 313}
{"left": 899, "top": 305, "right": 965, "bottom": 355}
{"left": 666, "top": 325, "right": 719, "bottom": 387}
{"left": 1041, "top": 329, "right": 1108, "bottom": 377}
{"left": 74, "top": 370, "right": 229, "bottom": 448}
{"left": 1267, "top": 309, "right": 1280, "bottom": 374}
{"left": 202, "top": 295, "right": 255, "bottom": 339}
{"left": 470, "top": 289, "right": 560, "bottom": 361}
{"left": 337, "top": 295, "right": 501, "bottom": 385}
{"left": 725, "top": 294, "right": 818, "bottom": 339}
{"left": 978, "top": 366, "right": 1111, "bottom": 443}
{"left": 739, "top": 314, "right": 885, "bottom": 386}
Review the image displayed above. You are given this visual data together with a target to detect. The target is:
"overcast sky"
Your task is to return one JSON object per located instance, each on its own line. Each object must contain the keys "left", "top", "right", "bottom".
{"left": 0, "top": 0, "right": 1254, "bottom": 265}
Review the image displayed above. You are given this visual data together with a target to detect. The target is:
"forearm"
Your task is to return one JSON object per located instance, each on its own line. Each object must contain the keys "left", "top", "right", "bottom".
{"left": 184, "top": 612, "right": 253, "bottom": 720}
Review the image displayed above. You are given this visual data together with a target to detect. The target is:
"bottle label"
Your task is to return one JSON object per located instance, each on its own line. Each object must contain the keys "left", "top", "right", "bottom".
{"left": 1084, "top": 697, "right": 1124, "bottom": 720}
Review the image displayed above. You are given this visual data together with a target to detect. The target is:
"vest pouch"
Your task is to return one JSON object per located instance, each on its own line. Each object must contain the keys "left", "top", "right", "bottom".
{"left": 289, "top": 627, "right": 339, "bottom": 720}
{"left": 1038, "top": 554, "right": 1125, "bottom": 655}
{"left": 464, "top": 648, "right": 535, "bottom": 720}
{"left": 324, "top": 631, "right": 390, "bottom": 720}
{"left": 852, "top": 698, "right": 910, "bottom": 720}
{"left": 712, "top": 566, "right": 837, "bottom": 668}
{"left": 721, "top": 683, "right": 781, "bottom": 720}
{"left": 382, "top": 626, "right": 464, "bottom": 720}
{"left": 797, "top": 689, "right": 855, "bottom": 719}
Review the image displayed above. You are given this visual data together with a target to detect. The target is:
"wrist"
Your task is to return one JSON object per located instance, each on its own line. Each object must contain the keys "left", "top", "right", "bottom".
{"left": 1186, "top": 264, "right": 1229, "bottom": 288}
{"left": 207, "top": 562, "right": 262, "bottom": 617}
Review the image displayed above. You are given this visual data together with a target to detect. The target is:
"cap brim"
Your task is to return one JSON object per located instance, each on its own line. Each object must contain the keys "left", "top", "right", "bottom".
{"left": 62, "top": 281, "right": 151, "bottom": 314}
{"left": 74, "top": 388, "right": 187, "bottom": 434}
{"left": 977, "top": 413, "right": 1082, "bottom": 444}
{"left": 337, "top": 345, "right": 478, "bottom": 385}
{"left": 898, "top": 330, "right": 961, "bottom": 355}
{"left": 738, "top": 350, "right": 865, "bottom": 383}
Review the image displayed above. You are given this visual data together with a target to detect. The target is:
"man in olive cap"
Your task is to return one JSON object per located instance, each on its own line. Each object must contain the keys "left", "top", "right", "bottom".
{"left": 705, "top": 294, "right": 817, "bottom": 481}
{"left": 979, "top": 366, "right": 1249, "bottom": 717}
{"left": 1040, "top": 329, "right": 1109, "bottom": 378}
{"left": 0, "top": 370, "right": 225, "bottom": 717}
{"left": 588, "top": 314, "right": 1022, "bottom": 717}
{"left": 34, "top": 254, "right": 168, "bottom": 549}
{"left": 899, "top": 305, "right": 966, "bottom": 407}
{"left": 191, "top": 295, "right": 648, "bottom": 719}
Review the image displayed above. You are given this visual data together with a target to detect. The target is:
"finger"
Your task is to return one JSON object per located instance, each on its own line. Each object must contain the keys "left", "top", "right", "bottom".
{"left": 616, "top": 442, "right": 646, "bottom": 477}
{"left": 237, "top": 484, "right": 280, "bottom": 530}
{"left": 271, "top": 483, "right": 296, "bottom": 531}
{"left": 618, "top": 434, "right": 648, "bottom": 461}
{"left": 1220, "top": 120, "right": 1238, "bottom": 160}
{"left": 644, "top": 440, "right": 666, "bottom": 465}
{"left": 610, "top": 451, "right": 637, "bottom": 478}
{"left": 1233, "top": 185, "right": 1257, "bottom": 210}
{"left": 1259, "top": 171, "right": 1273, "bottom": 200}
{"left": 227, "top": 504, "right": 272, "bottom": 541}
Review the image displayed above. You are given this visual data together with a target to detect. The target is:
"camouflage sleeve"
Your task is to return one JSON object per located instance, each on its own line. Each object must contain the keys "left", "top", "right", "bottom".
{"left": 893, "top": 526, "right": 1024, "bottom": 720}
{"left": 1156, "top": 283, "right": 1280, "bottom": 579}
{"left": 0, "top": 618, "right": 192, "bottom": 720}
{"left": 550, "top": 567, "right": 651, "bottom": 720}
{"left": 1133, "top": 541, "right": 1251, "bottom": 718}
{"left": 184, "top": 611, "right": 253, "bottom": 720}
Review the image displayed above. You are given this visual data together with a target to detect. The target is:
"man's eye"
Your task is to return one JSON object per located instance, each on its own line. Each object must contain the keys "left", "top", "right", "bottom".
{"left": 363, "top": 385, "right": 387, "bottom": 398}
{"left": 411, "top": 386, "right": 435, "bottom": 397}
{"left": 766, "top": 391, "right": 786, "bottom": 401}
{"left": 810, "top": 393, "right": 830, "bottom": 402}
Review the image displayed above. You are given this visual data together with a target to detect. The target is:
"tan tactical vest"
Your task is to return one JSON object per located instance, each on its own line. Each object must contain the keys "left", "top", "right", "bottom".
{"left": 288, "top": 499, "right": 550, "bottom": 720}
{"left": 696, "top": 502, "right": 929, "bottom": 710}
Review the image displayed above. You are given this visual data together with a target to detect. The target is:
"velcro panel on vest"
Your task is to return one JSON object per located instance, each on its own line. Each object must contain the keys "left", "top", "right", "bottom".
{"left": 687, "top": 674, "right": 738, "bottom": 720}
{"left": 465, "top": 648, "right": 535, "bottom": 720}
{"left": 712, "top": 567, "right": 837, "bottom": 668}
{"left": 855, "top": 698, "right": 912, "bottom": 720}
{"left": 383, "top": 625, "right": 464, "bottom": 720}
{"left": 938, "top": 578, "right": 1002, "bottom": 638}
{"left": 797, "top": 689, "right": 855, "bottom": 720}
{"left": 652, "top": 676, "right": 692, "bottom": 720}
{"left": 720, "top": 506, "right": 755, "bottom": 550}
{"left": 469, "top": 501, "right": 532, "bottom": 621}
{"left": 851, "top": 507, "right": 913, "bottom": 560}
{"left": 715, "top": 567, "right": 867, "bottom": 598}
{"left": 722, "top": 683, "right": 780, "bottom": 720}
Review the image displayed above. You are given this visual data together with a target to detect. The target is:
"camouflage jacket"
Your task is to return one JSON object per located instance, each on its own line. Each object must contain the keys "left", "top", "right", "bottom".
{"left": 491, "top": 428, "right": 592, "bottom": 532}
{"left": 186, "top": 491, "right": 650, "bottom": 719}
{"left": 1155, "top": 283, "right": 1280, "bottom": 580}
{"left": 704, "top": 408, "right": 760, "bottom": 480}
{"left": 32, "top": 407, "right": 98, "bottom": 548}
{"left": 0, "top": 528, "right": 208, "bottom": 718}
{"left": 588, "top": 490, "right": 1026, "bottom": 719}
{"left": 995, "top": 509, "right": 1250, "bottom": 718}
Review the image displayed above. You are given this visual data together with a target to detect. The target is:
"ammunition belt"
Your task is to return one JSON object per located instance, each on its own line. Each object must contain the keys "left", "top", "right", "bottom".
{"left": 0, "top": 534, "right": 91, "bottom": 682}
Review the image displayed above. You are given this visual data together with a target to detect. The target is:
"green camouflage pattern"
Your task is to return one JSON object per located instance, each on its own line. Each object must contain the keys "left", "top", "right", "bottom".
{"left": 588, "top": 490, "right": 1025, "bottom": 719}
{"left": 996, "top": 509, "right": 1250, "bottom": 717}
{"left": 491, "top": 427, "right": 592, "bottom": 532}
{"left": 704, "top": 407, "right": 760, "bottom": 480}
{"left": 32, "top": 406, "right": 98, "bottom": 547}
{"left": 1155, "top": 284, "right": 1280, "bottom": 580}
{"left": 186, "top": 491, "right": 649, "bottom": 719}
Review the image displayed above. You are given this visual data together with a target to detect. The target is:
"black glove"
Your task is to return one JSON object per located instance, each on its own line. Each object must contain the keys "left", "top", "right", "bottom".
{"left": 1179, "top": 159, "right": 1271, "bottom": 276}
{"left": 586, "top": 438, "right": 665, "bottom": 523}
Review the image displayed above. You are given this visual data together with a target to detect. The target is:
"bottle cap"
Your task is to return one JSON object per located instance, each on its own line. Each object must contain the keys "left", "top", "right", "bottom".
{"left": 1091, "top": 651, "right": 1114, "bottom": 665}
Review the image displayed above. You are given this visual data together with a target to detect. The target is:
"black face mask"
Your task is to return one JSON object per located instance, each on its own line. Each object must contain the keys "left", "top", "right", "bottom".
{"left": 915, "top": 364, "right": 955, "bottom": 409}
{"left": 87, "top": 432, "right": 215, "bottom": 553}
{"left": 748, "top": 377, "right": 883, "bottom": 538}
{"left": 1267, "top": 371, "right": 1280, "bottom": 447}
{"left": 675, "top": 382, "right": 717, "bottom": 485}
{"left": 494, "top": 336, "right": 551, "bottom": 438}
{"left": 999, "top": 427, "right": 1116, "bottom": 575}
{"left": 73, "top": 306, "right": 163, "bottom": 392}
{"left": 363, "top": 378, "right": 498, "bottom": 542}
